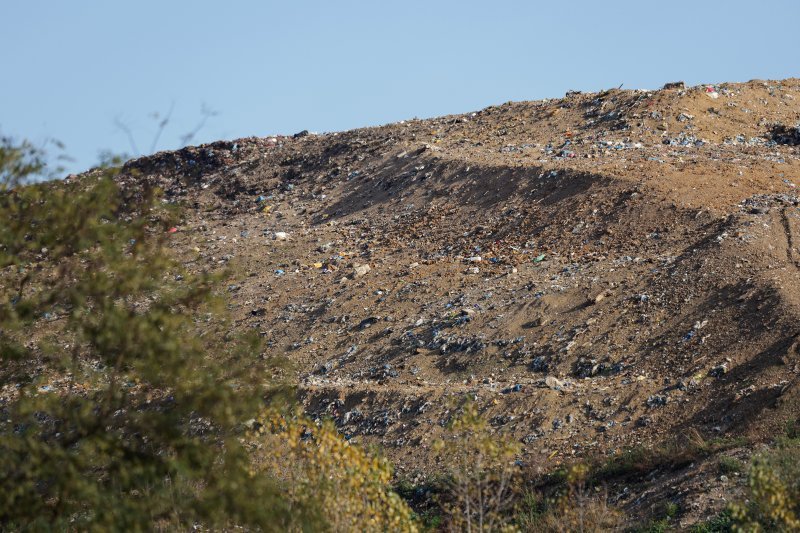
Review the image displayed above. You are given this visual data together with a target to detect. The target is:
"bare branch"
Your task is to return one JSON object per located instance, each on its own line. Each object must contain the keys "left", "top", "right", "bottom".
{"left": 113, "top": 116, "right": 140, "bottom": 156}
{"left": 179, "top": 103, "right": 219, "bottom": 147}
{"left": 149, "top": 101, "right": 175, "bottom": 155}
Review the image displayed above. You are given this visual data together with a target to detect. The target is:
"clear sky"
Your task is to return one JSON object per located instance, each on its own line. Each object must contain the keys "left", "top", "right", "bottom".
{"left": 2, "top": 0, "right": 798, "bottom": 174}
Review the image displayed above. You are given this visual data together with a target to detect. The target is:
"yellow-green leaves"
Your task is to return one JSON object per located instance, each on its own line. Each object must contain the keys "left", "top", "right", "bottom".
{"left": 252, "top": 409, "right": 419, "bottom": 532}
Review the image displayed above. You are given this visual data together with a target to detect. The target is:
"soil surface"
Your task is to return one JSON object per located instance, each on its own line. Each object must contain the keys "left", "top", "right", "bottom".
{"left": 108, "top": 78, "right": 800, "bottom": 526}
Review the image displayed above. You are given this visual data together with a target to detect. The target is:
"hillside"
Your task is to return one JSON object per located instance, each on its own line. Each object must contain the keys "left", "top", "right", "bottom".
{"left": 101, "top": 78, "right": 800, "bottom": 526}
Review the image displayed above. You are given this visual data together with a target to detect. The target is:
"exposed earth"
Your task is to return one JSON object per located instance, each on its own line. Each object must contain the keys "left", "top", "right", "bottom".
{"left": 97, "top": 78, "right": 800, "bottom": 526}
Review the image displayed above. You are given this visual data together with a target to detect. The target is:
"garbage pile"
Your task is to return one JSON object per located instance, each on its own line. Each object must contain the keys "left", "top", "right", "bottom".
{"left": 83, "top": 76, "right": 800, "bottom": 523}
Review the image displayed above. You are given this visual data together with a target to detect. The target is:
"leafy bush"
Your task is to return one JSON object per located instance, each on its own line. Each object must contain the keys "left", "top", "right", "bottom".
{"left": 250, "top": 409, "right": 418, "bottom": 532}
{"left": 692, "top": 509, "right": 734, "bottom": 532}
{"left": 634, "top": 502, "right": 681, "bottom": 533}
{"left": 0, "top": 139, "right": 295, "bottom": 529}
{"left": 719, "top": 456, "right": 745, "bottom": 475}
{"left": 731, "top": 439, "right": 800, "bottom": 531}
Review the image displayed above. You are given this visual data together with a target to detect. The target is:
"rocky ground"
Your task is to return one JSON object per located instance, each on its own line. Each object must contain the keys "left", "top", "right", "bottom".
{"left": 98, "top": 78, "right": 800, "bottom": 526}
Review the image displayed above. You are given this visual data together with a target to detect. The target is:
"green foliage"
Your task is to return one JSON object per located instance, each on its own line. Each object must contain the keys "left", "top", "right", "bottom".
{"left": 718, "top": 456, "right": 745, "bottom": 475}
{"left": 730, "top": 439, "right": 800, "bottom": 531}
{"left": 393, "top": 477, "right": 447, "bottom": 531}
{"left": 592, "top": 430, "right": 746, "bottom": 484}
{"left": 393, "top": 473, "right": 452, "bottom": 531}
{"left": 417, "top": 509, "right": 444, "bottom": 531}
{"left": 0, "top": 135, "right": 47, "bottom": 187}
{"left": 0, "top": 138, "right": 296, "bottom": 530}
{"left": 692, "top": 510, "right": 734, "bottom": 532}
{"left": 636, "top": 502, "right": 680, "bottom": 533}
{"left": 251, "top": 409, "right": 418, "bottom": 532}
{"left": 785, "top": 419, "right": 800, "bottom": 440}
{"left": 514, "top": 490, "right": 546, "bottom": 529}
{"left": 0, "top": 134, "right": 68, "bottom": 186}
{"left": 515, "top": 463, "right": 623, "bottom": 533}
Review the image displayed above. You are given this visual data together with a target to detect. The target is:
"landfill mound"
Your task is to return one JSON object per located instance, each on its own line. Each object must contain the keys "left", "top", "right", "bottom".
{"left": 114, "top": 78, "right": 800, "bottom": 524}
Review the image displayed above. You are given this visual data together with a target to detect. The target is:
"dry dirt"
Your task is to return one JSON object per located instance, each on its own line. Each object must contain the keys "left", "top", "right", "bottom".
{"left": 111, "top": 78, "right": 800, "bottom": 526}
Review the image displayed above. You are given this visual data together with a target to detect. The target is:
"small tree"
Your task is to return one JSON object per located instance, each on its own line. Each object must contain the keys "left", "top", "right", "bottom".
{"left": 0, "top": 138, "right": 301, "bottom": 530}
{"left": 520, "top": 464, "right": 621, "bottom": 533}
{"left": 433, "top": 399, "right": 521, "bottom": 532}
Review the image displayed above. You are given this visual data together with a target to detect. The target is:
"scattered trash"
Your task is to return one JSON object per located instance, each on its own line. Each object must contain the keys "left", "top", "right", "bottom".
{"left": 662, "top": 81, "right": 686, "bottom": 90}
{"left": 57, "top": 78, "right": 800, "bottom": 503}
{"left": 709, "top": 363, "right": 728, "bottom": 377}
{"left": 646, "top": 395, "right": 669, "bottom": 408}
{"left": 770, "top": 123, "right": 800, "bottom": 146}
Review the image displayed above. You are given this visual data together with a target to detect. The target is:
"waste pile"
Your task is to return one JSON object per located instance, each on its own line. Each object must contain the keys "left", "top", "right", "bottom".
{"left": 83, "top": 78, "right": 800, "bottom": 523}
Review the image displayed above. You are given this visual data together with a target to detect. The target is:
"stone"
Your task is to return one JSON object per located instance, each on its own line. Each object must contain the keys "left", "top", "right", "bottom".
{"left": 352, "top": 264, "right": 371, "bottom": 278}
{"left": 545, "top": 376, "right": 564, "bottom": 389}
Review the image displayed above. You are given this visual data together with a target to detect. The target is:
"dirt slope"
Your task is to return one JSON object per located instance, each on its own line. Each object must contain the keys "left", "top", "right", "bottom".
{"left": 114, "top": 78, "right": 800, "bottom": 525}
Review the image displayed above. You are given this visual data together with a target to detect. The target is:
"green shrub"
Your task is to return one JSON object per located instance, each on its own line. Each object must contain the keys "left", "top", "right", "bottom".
{"left": 250, "top": 409, "right": 418, "bottom": 532}
{"left": 516, "top": 464, "right": 623, "bottom": 532}
{"left": 592, "top": 430, "right": 747, "bottom": 485}
{"left": 785, "top": 419, "right": 800, "bottom": 440}
{"left": 636, "top": 502, "right": 680, "bottom": 533}
{"left": 718, "top": 456, "right": 745, "bottom": 475}
{"left": 692, "top": 509, "right": 734, "bottom": 532}
{"left": 730, "top": 440, "right": 800, "bottom": 531}
{"left": 0, "top": 139, "right": 298, "bottom": 530}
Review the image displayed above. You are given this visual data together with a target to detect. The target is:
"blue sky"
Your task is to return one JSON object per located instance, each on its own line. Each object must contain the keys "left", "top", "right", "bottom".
{"left": 2, "top": 0, "right": 798, "bottom": 174}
